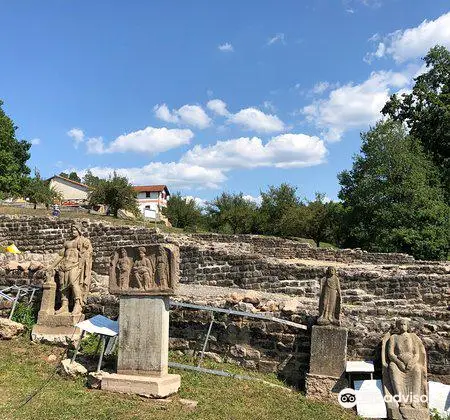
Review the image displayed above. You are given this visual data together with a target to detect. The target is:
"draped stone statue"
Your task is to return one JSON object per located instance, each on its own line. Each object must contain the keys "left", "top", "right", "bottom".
{"left": 33, "top": 223, "right": 93, "bottom": 342}
{"left": 317, "top": 266, "right": 341, "bottom": 326}
{"left": 382, "top": 319, "right": 429, "bottom": 420}
{"left": 55, "top": 223, "right": 93, "bottom": 315}
{"left": 109, "top": 244, "right": 178, "bottom": 295}
{"left": 132, "top": 247, "right": 156, "bottom": 290}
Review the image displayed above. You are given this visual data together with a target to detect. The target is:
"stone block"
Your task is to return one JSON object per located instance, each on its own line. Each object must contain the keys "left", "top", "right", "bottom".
{"left": 309, "top": 325, "right": 348, "bottom": 378}
{"left": 101, "top": 372, "right": 181, "bottom": 398}
{"left": 117, "top": 296, "right": 170, "bottom": 376}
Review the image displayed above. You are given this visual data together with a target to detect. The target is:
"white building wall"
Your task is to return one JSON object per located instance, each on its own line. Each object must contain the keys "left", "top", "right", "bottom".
{"left": 49, "top": 179, "right": 88, "bottom": 200}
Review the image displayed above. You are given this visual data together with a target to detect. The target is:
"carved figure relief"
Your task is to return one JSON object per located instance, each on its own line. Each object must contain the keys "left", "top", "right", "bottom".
{"left": 109, "top": 244, "right": 179, "bottom": 295}
{"left": 382, "top": 319, "right": 429, "bottom": 420}
{"left": 317, "top": 266, "right": 341, "bottom": 326}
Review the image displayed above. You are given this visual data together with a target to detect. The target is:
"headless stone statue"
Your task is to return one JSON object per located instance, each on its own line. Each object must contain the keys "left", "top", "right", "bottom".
{"left": 382, "top": 319, "right": 429, "bottom": 420}
{"left": 317, "top": 266, "right": 341, "bottom": 326}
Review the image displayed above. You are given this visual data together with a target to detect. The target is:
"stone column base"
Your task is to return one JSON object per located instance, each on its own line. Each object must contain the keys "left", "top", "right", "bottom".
{"left": 31, "top": 324, "right": 83, "bottom": 346}
{"left": 305, "top": 373, "right": 349, "bottom": 403}
{"left": 101, "top": 372, "right": 181, "bottom": 398}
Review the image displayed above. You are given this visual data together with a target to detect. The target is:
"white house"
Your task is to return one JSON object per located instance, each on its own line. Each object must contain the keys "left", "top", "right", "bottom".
{"left": 47, "top": 175, "right": 89, "bottom": 204}
{"left": 133, "top": 185, "right": 170, "bottom": 222}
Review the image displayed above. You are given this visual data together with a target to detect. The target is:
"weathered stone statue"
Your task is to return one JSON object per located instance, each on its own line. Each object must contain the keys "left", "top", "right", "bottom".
{"left": 317, "top": 266, "right": 341, "bottom": 326}
{"left": 132, "top": 247, "right": 155, "bottom": 290}
{"left": 56, "top": 223, "right": 93, "bottom": 315}
{"left": 117, "top": 247, "right": 132, "bottom": 289}
{"left": 32, "top": 223, "right": 93, "bottom": 343}
{"left": 155, "top": 245, "right": 169, "bottom": 289}
{"left": 109, "top": 244, "right": 178, "bottom": 295}
{"left": 382, "top": 319, "right": 429, "bottom": 420}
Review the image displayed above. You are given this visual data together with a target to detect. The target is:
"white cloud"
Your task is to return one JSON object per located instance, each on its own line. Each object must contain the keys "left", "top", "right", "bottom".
{"left": 312, "top": 82, "right": 330, "bottom": 94}
{"left": 218, "top": 43, "right": 234, "bottom": 52}
{"left": 181, "top": 134, "right": 326, "bottom": 169}
{"left": 267, "top": 33, "right": 286, "bottom": 46}
{"left": 302, "top": 70, "right": 411, "bottom": 141}
{"left": 367, "top": 12, "right": 450, "bottom": 63}
{"left": 153, "top": 103, "right": 179, "bottom": 123}
{"left": 263, "top": 101, "right": 276, "bottom": 112}
{"left": 67, "top": 128, "right": 85, "bottom": 148}
{"left": 228, "top": 108, "right": 285, "bottom": 133}
{"left": 183, "top": 195, "right": 207, "bottom": 208}
{"left": 243, "top": 195, "right": 262, "bottom": 206}
{"left": 86, "top": 137, "right": 106, "bottom": 154}
{"left": 30, "top": 138, "right": 41, "bottom": 146}
{"left": 207, "top": 99, "right": 229, "bottom": 116}
{"left": 177, "top": 105, "right": 211, "bottom": 129}
{"left": 87, "top": 126, "right": 194, "bottom": 155}
{"left": 154, "top": 103, "right": 211, "bottom": 129}
{"left": 76, "top": 162, "right": 227, "bottom": 190}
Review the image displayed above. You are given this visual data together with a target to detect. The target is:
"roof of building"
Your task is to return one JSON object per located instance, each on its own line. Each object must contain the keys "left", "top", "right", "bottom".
{"left": 48, "top": 175, "right": 89, "bottom": 189}
{"left": 133, "top": 185, "right": 170, "bottom": 195}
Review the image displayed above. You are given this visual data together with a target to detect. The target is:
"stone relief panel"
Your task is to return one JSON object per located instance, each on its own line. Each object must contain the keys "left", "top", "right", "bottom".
{"left": 109, "top": 244, "right": 179, "bottom": 295}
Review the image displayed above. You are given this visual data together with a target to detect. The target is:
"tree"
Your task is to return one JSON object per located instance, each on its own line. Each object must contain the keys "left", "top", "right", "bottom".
{"left": 258, "top": 183, "right": 302, "bottom": 236}
{"left": 338, "top": 120, "right": 449, "bottom": 260}
{"left": 59, "top": 171, "right": 81, "bottom": 182}
{"left": 163, "top": 193, "right": 203, "bottom": 229}
{"left": 300, "top": 193, "right": 337, "bottom": 247}
{"left": 382, "top": 45, "right": 450, "bottom": 202}
{"left": 0, "top": 100, "right": 31, "bottom": 198}
{"left": 82, "top": 170, "right": 102, "bottom": 188}
{"left": 88, "top": 172, "right": 139, "bottom": 217}
{"left": 206, "top": 192, "right": 258, "bottom": 234}
{"left": 24, "top": 170, "right": 62, "bottom": 209}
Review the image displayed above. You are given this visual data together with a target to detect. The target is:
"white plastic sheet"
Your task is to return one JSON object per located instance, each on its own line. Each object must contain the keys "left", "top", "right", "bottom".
{"left": 75, "top": 315, "right": 118, "bottom": 336}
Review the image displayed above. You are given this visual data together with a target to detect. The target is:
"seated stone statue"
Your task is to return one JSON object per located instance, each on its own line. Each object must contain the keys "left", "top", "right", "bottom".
{"left": 132, "top": 246, "right": 155, "bottom": 290}
{"left": 317, "top": 266, "right": 341, "bottom": 326}
{"left": 382, "top": 319, "right": 428, "bottom": 419}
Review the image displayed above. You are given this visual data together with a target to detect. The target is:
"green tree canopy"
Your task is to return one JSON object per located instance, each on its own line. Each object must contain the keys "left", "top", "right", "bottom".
{"left": 88, "top": 172, "right": 139, "bottom": 217}
{"left": 338, "top": 119, "right": 449, "bottom": 260}
{"left": 299, "top": 193, "right": 341, "bottom": 247}
{"left": 163, "top": 193, "right": 203, "bottom": 229}
{"left": 82, "top": 170, "right": 102, "bottom": 188}
{"left": 59, "top": 171, "right": 81, "bottom": 182}
{"left": 382, "top": 45, "right": 450, "bottom": 202}
{"left": 206, "top": 192, "right": 258, "bottom": 234}
{"left": 259, "top": 183, "right": 302, "bottom": 236}
{"left": 24, "top": 170, "right": 62, "bottom": 209}
{"left": 0, "top": 100, "right": 31, "bottom": 198}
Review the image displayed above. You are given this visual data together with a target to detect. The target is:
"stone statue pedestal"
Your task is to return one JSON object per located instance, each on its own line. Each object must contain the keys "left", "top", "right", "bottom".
{"left": 305, "top": 325, "right": 348, "bottom": 402}
{"left": 100, "top": 296, "right": 180, "bottom": 398}
{"left": 32, "top": 281, "right": 84, "bottom": 345}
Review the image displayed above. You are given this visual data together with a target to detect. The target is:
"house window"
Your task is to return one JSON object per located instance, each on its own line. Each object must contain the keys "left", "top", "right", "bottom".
{"left": 146, "top": 192, "right": 151, "bottom": 198}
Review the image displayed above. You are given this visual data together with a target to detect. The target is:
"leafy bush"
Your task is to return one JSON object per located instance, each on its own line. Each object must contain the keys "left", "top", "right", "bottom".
{"left": 11, "top": 301, "right": 39, "bottom": 332}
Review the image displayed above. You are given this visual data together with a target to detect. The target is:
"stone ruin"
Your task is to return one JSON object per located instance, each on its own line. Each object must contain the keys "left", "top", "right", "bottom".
{"left": 0, "top": 215, "right": 448, "bottom": 399}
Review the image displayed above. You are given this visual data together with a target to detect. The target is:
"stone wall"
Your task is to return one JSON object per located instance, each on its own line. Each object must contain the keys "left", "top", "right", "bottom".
{"left": 0, "top": 215, "right": 448, "bottom": 385}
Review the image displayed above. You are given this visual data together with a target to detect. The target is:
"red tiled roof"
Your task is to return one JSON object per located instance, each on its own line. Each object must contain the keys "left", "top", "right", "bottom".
{"left": 133, "top": 185, "right": 169, "bottom": 193}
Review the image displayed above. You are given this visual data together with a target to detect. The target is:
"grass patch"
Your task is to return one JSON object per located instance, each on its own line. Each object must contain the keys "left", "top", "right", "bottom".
{"left": 0, "top": 338, "right": 358, "bottom": 420}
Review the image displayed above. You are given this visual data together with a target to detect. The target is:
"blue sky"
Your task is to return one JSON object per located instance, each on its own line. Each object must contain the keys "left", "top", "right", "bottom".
{"left": 1, "top": 1, "right": 449, "bottom": 205}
